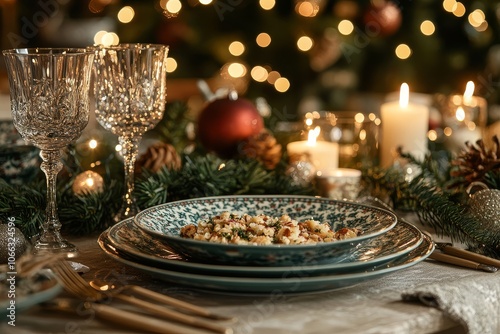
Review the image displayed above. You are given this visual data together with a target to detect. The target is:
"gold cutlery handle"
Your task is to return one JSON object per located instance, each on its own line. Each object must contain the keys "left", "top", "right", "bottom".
{"left": 440, "top": 245, "right": 500, "bottom": 268}
{"left": 429, "top": 252, "right": 497, "bottom": 273}
{"left": 90, "top": 302, "right": 213, "bottom": 334}
{"left": 128, "top": 285, "right": 234, "bottom": 321}
{"left": 116, "top": 294, "right": 232, "bottom": 334}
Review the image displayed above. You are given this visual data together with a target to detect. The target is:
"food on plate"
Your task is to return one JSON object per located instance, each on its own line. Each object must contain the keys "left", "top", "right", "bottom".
{"left": 180, "top": 211, "right": 362, "bottom": 245}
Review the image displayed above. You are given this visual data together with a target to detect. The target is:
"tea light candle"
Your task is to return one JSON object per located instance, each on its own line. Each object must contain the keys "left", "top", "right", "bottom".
{"left": 445, "top": 81, "right": 486, "bottom": 152}
{"left": 72, "top": 170, "right": 104, "bottom": 196}
{"left": 380, "top": 83, "right": 429, "bottom": 168}
{"left": 316, "top": 168, "right": 362, "bottom": 200}
{"left": 287, "top": 127, "right": 339, "bottom": 173}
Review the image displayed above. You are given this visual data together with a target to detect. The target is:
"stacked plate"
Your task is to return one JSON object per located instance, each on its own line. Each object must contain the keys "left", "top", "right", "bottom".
{"left": 98, "top": 195, "right": 434, "bottom": 294}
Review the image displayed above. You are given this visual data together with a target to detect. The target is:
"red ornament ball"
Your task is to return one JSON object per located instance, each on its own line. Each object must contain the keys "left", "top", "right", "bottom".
{"left": 363, "top": 1, "right": 402, "bottom": 37}
{"left": 197, "top": 96, "right": 264, "bottom": 158}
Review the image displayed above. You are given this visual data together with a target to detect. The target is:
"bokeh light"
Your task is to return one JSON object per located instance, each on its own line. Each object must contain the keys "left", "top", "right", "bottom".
{"left": 395, "top": 44, "right": 412, "bottom": 59}
{"left": 256, "top": 33, "right": 271, "bottom": 47}
{"left": 117, "top": 6, "right": 135, "bottom": 23}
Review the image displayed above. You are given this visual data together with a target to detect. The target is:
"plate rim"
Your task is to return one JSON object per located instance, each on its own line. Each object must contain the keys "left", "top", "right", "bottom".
{"left": 98, "top": 233, "right": 434, "bottom": 293}
{"left": 133, "top": 195, "right": 398, "bottom": 250}
{"left": 103, "top": 218, "right": 423, "bottom": 276}
{"left": 0, "top": 272, "right": 61, "bottom": 318}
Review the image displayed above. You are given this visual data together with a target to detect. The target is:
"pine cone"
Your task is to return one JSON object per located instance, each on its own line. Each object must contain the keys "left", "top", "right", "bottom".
{"left": 240, "top": 129, "right": 282, "bottom": 169}
{"left": 450, "top": 135, "right": 500, "bottom": 187}
{"left": 136, "top": 142, "right": 182, "bottom": 173}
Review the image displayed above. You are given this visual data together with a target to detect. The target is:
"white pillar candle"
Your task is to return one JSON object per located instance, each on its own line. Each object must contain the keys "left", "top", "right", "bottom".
{"left": 287, "top": 127, "right": 339, "bottom": 173}
{"left": 380, "top": 83, "right": 429, "bottom": 168}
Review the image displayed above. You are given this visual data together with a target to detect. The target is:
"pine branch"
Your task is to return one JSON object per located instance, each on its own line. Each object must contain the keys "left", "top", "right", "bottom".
{"left": 150, "top": 101, "right": 195, "bottom": 153}
{"left": 58, "top": 180, "right": 122, "bottom": 235}
{"left": 135, "top": 154, "right": 314, "bottom": 208}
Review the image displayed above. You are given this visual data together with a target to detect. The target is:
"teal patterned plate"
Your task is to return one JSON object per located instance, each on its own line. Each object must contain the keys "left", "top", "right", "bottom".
{"left": 101, "top": 218, "right": 422, "bottom": 277}
{"left": 98, "top": 233, "right": 433, "bottom": 294}
{"left": 134, "top": 195, "right": 397, "bottom": 266}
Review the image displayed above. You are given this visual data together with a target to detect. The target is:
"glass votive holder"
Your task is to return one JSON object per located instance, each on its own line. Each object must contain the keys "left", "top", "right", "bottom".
{"left": 315, "top": 168, "right": 362, "bottom": 200}
{"left": 304, "top": 111, "right": 380, "bottom": 169}
{"left": 440, "top": 94, "right": 487, "bottom": 153}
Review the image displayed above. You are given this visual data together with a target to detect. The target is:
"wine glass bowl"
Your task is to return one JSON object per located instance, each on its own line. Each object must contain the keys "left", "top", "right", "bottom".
{"left": 2, "top": 48, "right": 94, "bottom": 253}
{"left": 90, "top": 44, "right": 169, "bottom": 223}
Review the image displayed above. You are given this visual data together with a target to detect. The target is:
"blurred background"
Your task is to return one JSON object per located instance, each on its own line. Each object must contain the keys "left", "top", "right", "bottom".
{"left": 1, "top": 0, "right": 500, "bottom": 120}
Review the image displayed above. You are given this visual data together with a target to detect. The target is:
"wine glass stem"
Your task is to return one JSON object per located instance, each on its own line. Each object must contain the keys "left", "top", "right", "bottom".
{"left": 116, "top": 136, "right": 140, "bottom": 222}
{"left": 40, "top": 150, "right": 62, "bottom": 243}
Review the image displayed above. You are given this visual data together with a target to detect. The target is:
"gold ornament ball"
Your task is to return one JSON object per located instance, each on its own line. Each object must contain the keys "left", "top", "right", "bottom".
{"left": 72, "top": 171, "right": 104, "bottom": 196}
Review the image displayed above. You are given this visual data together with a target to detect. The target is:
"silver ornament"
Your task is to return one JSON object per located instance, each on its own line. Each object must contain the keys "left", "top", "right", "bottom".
{"left": 0, "top": 224, "right": 29, "bottom": 264}
{"left": 467, "top": 182, "right": 500, "bottom": 232}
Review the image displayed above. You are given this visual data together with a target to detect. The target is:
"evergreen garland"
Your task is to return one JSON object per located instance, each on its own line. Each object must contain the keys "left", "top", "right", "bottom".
{"left": 135, "top": 154, "right": 315, "bottom": 209}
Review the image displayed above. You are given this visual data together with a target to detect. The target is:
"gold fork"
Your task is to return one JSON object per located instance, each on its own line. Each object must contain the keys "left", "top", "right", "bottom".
{"left": 49, "top": 261, "right": 233, "bottom": 334}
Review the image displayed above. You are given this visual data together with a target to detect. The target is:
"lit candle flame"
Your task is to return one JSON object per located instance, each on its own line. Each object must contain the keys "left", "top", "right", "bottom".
{"left": 85, "top": 177, "right": 95, "bottom": 188}
{"left": 463, "top": 81, "right": 474, "bottom": 105}
{"left": 307, "top": 126, "right": 320, "bottom": 145}
{"left": 455, "top": 106, "right": 465, "bottom": 121}
{"left": 399, "top": 83, "right": 409, "bottom": 109}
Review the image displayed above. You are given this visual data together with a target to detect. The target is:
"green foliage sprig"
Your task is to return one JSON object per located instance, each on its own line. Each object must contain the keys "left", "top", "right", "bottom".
{"left": 135, "top": 154, "right": 315, "bottom": 209}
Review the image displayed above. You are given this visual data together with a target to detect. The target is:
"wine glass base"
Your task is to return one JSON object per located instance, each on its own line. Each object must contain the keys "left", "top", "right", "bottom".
{"left": 33, "top": 239, "right": 78, "bottom": 256}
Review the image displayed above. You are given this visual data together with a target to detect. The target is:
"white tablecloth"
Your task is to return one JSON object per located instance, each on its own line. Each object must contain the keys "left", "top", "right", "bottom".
{"left": 2, "top": 233, "right": 483, "bottom": 334}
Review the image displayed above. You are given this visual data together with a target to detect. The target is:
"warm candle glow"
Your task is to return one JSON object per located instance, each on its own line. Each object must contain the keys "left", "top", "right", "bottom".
{"left": 380, "top": 83, "right": 429, "bottom": 167}
{"left": 307, "top": 126, "right": 320, "bottom": 146}
{"left": 455, "top": 106, "right": 465, "bottom": 121}
{"left": 85, "top": 177, "right": 95, "bottom": 187}
{"left": 463, "top": 81, "right": 475, "bottom": 105}
{"left": 399, "top": 83, "right": 409, "bottom": 108}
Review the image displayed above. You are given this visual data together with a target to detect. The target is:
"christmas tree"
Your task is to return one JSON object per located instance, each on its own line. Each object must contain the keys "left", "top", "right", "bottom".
{"left": 9, "top": 0, "right": 500, "bottom": 118}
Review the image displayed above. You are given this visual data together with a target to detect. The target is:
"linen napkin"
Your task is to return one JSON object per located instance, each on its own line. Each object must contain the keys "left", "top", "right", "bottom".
{"left": 402, "top": 272, "right": 500, "bottom": 334}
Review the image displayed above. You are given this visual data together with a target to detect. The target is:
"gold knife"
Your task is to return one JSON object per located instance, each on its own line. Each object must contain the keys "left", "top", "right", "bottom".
{"left": 429, "top": 251, "right": 498, "bottom": 273}
{"left": 436, "top": 243, "right": 500, "bottom": 268}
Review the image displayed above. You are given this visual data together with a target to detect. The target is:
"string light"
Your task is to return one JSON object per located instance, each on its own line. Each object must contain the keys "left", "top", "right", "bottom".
{"left": 338, "top": 20, "right": 354, "bottom": 35}
{"left": 469, "top": 9, "right": 486, "bottom": 28}
{"left": 274, "top": 77, "right": 290, "bottom": 92}
{"left": 251, "top": 66, "right": 269, "bottom": 82}
{"left": 256, "top": 33, "right": 271, "bottom": 47}
{"left": 161, "top": 0, "right": 182, "bottom": 17}
{"left": 94, "top": 31, "right": 119, "bottom": 46}
{"left": 117, "top": 6, "right": 135, "bottom": 23}
{"left": 89, "top": 139, "right": 98, "bottom": 149}
{"left": 442, "top": 0, "right": 457, "bottom": 13}
{"left": 428, "top": 129, "right": 438, "bottom": 141}
{"left": 295, "top": 0, "right": 321, "bottom": 17}
{"left": 354, "top": 113, "right": 364, "bottom": 123}
{"left": 395, "top": 44, "right": 412, "bottom": 60}
{"left": 259, "top": 0, "right": 275, "bottom": 10}
{"left": 452, "top": 2, "right": 465, "bottom": 17}
{"left": 227, "top": 62, "right": 247, "bottom": 78}
{"left": 297, "top": 36, "right": 313, "bottom": 52}
{"left": 420, "top": 20, "right": 435, "bottom": 36}
{"left": 229, "top": 41, "right": 245, "bottom": 56}
{"left": 166, "top": 57, "right": 177, "bottom": 73}
{"left": 267, "top": 71, "right": 281, "bottom": 84}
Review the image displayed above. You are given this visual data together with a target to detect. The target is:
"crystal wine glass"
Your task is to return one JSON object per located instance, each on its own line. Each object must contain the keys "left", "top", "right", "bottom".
{"left": 90, "top": 44, "right": 169, "bottom": 223}
{"left": 2, "top": 48, "right": 94, "bottom": 254}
